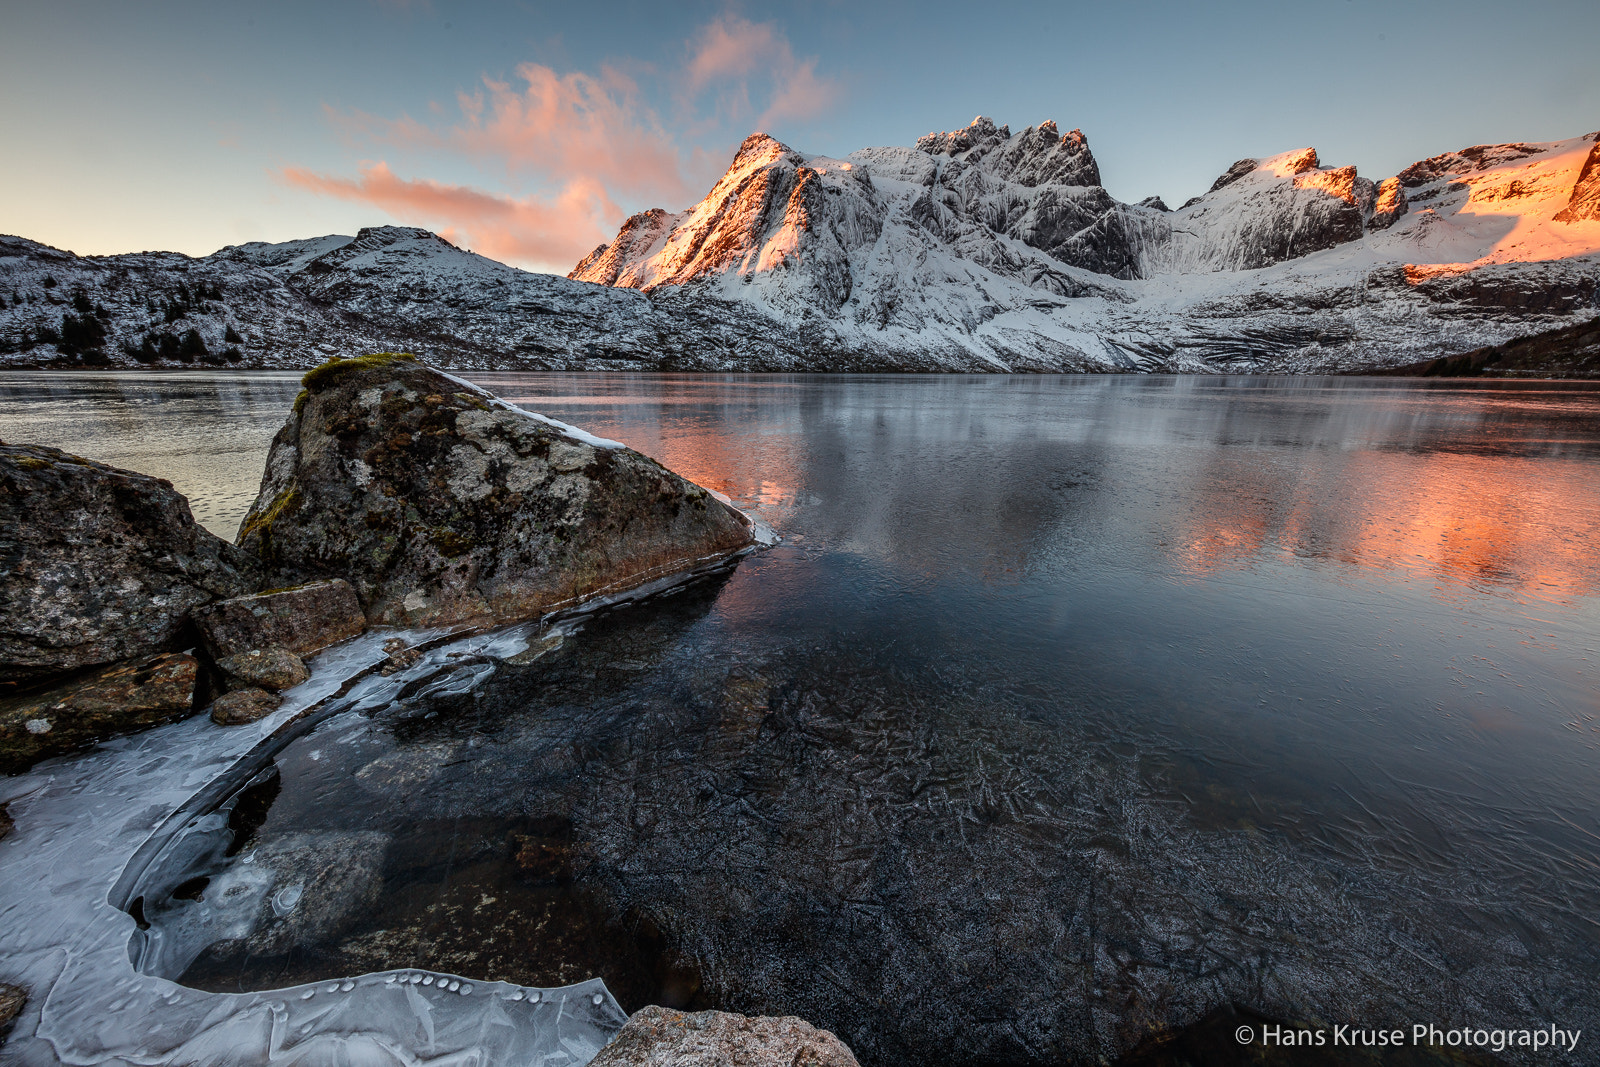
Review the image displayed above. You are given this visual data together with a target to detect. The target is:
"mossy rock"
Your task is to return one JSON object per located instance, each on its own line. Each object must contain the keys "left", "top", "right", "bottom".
{"left": 301, "top": 352, "right": 418, "bottom": 392}
{"left": 236, "top": 356, "right": 753, "bottom": 628}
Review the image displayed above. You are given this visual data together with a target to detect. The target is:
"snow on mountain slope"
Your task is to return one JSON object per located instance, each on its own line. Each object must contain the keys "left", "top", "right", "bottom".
{"left": 212, "top": 225, "right": 903, "bottom": 371}
{"left": 572, "top": 119, "right": 1600, "bottom": 372}
{"left": 1130, "top": 148, "right": 1370, "bottom": 274}
{"left": 4, "top": 122, "right": 1596, "bottom": 375}
{"left": 0, "top": 234, "right": 393, "bottom": 368}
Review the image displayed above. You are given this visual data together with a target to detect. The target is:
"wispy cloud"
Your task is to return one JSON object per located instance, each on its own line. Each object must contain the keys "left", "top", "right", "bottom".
{"left": 284, "top": 15, "right": 842, "bottom": 272}
{"left": 685, "top": 15, "right": 842, "bottom": 131}
{"left": 281, "top": 162, "right": 616, "bottom": 267}
{"left": 345, "top": 63, "right": 694, "bottom": 205}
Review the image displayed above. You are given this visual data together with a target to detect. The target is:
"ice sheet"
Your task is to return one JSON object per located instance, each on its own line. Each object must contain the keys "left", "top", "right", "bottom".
{"left": 433, "top": 370, "right": 626, "bottom": 450}
{"left": 0, "top": 626, "right": 629, "bottom": 1066}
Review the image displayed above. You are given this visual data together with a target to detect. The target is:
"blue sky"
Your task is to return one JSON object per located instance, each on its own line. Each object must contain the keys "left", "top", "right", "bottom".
{"left": 2, "top": 0, "right": 1595, "bottom": 273}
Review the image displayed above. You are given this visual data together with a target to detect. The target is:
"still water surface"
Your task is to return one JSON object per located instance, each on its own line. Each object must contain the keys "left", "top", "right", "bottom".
{"left": 4, "top": 371, "right": 1599, "bottom": 1064}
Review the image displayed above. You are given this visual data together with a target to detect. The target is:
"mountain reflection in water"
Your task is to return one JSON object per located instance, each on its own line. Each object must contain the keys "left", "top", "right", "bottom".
{"left": 6, "top": 371, "right": 1598, "bottom": 1066}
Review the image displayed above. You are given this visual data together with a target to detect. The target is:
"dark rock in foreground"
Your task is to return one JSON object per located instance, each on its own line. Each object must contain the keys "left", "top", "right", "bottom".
{"left": 589, "top": 1005, "right": 860, "bottom": 1067}
{"left": 194, "top": 580, "right": 364, "bottom": 660}
{"left": 0, "top": 443, "right": 262, "bottom": 696}
{"left": 237, "top": 354, "right": 754, "bottom": 628}
{"left": 0, "top": 652, "right": 198, "bottom": 773}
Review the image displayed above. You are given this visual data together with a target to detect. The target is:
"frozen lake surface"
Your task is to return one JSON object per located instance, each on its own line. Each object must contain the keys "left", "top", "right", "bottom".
{"left": 2, "top": 371, "right": 1599, "bottom": 1065}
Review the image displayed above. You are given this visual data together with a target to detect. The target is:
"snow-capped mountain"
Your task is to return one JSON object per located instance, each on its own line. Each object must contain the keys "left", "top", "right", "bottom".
{"left": 572, "top": 117, "right": 1600, "bottom": 372}
{"left": 2, "top": 119, "right": 1596, "bottom": 374}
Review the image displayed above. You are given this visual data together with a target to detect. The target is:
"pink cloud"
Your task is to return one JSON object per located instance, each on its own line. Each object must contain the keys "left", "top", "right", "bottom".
{"left": 287, "top": 16, "right": 844, "bottom": 273}
{"left": 758, "top": 56, "right": 842, "bottom": 129}
{"left": 344, "top": 63, "right": 692, "bottom": 205}
{"left": 281, "top": 162, "right": 615, "bottom": 269}
{"left": 683, "top": 16, "right": 842, "bottom": 130}
{"left": 686, "top": 16, "right": 778, "bottom": 93}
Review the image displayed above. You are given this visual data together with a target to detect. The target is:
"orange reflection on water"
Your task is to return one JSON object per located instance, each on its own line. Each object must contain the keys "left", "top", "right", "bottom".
{"left": 1172, "top": 450, "right": 1600, "bottom": 603}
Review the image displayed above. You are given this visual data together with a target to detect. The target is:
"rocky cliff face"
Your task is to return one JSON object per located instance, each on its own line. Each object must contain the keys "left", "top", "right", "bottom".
{"left": 1554, "top": 140, "right": 1600, "bottom": 223}
{"left": 237, "top": 354, "right": 754, "bottom": 628}
{"left": 1129, "top": 148, "right": 1375, "bottom": 273}
{"left": 572, "top": 133, "right": 885, "bottom": 318}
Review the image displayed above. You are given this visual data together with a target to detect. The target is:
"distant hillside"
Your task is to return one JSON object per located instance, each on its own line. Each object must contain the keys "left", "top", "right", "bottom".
{"left": 1369, "top": 317, "right": 1600, "bottom": 378}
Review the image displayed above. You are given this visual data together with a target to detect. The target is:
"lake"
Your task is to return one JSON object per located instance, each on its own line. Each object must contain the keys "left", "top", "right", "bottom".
{"left": 3, "top": 370, "right": 1599, "bottom": 1065}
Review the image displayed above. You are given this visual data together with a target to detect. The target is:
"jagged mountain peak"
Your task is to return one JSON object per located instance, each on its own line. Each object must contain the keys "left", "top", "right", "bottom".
{"left": 730, "top": 131, "right": 803, "bottom": 170}
{"left": 568, "top": 208, "right": 682, "bottom": 287}
{"left": 546, "top": 121, "right": 1600, "bottom": 371}
{"left": 1268, "top": 147, "right": 1322, "bottom": 176}
{"left": 916, "top": 116, "right": 1012, "bottom": 156}
{"left": 570, "top": 128, "right": 880, "bottom": 299}
{"left": 917, "top": 116, "right": 1100, "bottom": 188}
{"left": 1208, "top": 148, "right": 1323, "bottom": 192}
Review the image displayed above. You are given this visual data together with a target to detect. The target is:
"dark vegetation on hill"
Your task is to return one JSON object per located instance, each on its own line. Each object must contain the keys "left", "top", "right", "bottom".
{"left": 1368, "top": 316, "right": 1600, "bottom": 378}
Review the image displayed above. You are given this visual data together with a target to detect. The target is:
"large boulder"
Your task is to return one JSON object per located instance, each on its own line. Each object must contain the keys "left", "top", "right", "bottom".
{"left": 236, "top": 354, "right": 754, "bottom": 628}
{"left": 0, "top": 442, "right": 262, "bottom": 695}
{"left": 589, "top": 1006, "right": 860, "bottom": 1067}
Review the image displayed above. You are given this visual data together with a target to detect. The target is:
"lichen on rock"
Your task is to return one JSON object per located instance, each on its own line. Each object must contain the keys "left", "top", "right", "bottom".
{"left": 215, "top": 647, "right": 309, "bottom": 693}
{"left": 235, "top": 355, "right": 755, "bottom": 628}
{"left": 193, "top": 580, "right": 364, "bottom": 660}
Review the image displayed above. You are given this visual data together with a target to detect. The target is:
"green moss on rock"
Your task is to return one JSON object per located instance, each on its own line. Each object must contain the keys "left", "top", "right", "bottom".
{"left": 241, "top": 485, "right": 302, "bottom": 542}
{"left": 301, "top": 352, "right": 418, "bottom": 392}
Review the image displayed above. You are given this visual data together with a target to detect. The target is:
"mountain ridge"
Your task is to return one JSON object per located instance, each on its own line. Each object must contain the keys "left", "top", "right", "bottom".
{"left": 2, "top": 119, "right": 1597, "bottom": 375}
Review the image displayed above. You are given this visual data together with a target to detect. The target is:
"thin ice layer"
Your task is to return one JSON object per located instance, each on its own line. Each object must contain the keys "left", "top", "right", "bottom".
{"left": 0, "top": 626, "right": 628, "bottom": 1066}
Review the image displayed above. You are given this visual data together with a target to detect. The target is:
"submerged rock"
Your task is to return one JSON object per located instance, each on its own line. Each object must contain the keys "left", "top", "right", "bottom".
{"left": 0, "top": 652, "right": 199, "bottom": 773}
{"left": 223, "top": 831, "right": 388, "bottom": 958}
{"left": 589, "top": 1005, "right": 860, "bottom": 1067}
{"left": 236, "top": 354, "right": 754, "bottom": 628}
{"left": 194, "top": 580, "right": 365, "bottom": 660}
{"left": 209, "top": 687, "right": 281, "bottom": 726}
{"left": 0, "top": 803, "right": 11, "bottom": 841}
{"left": 0, "top": 442, "right": 261, "bottom": 695}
